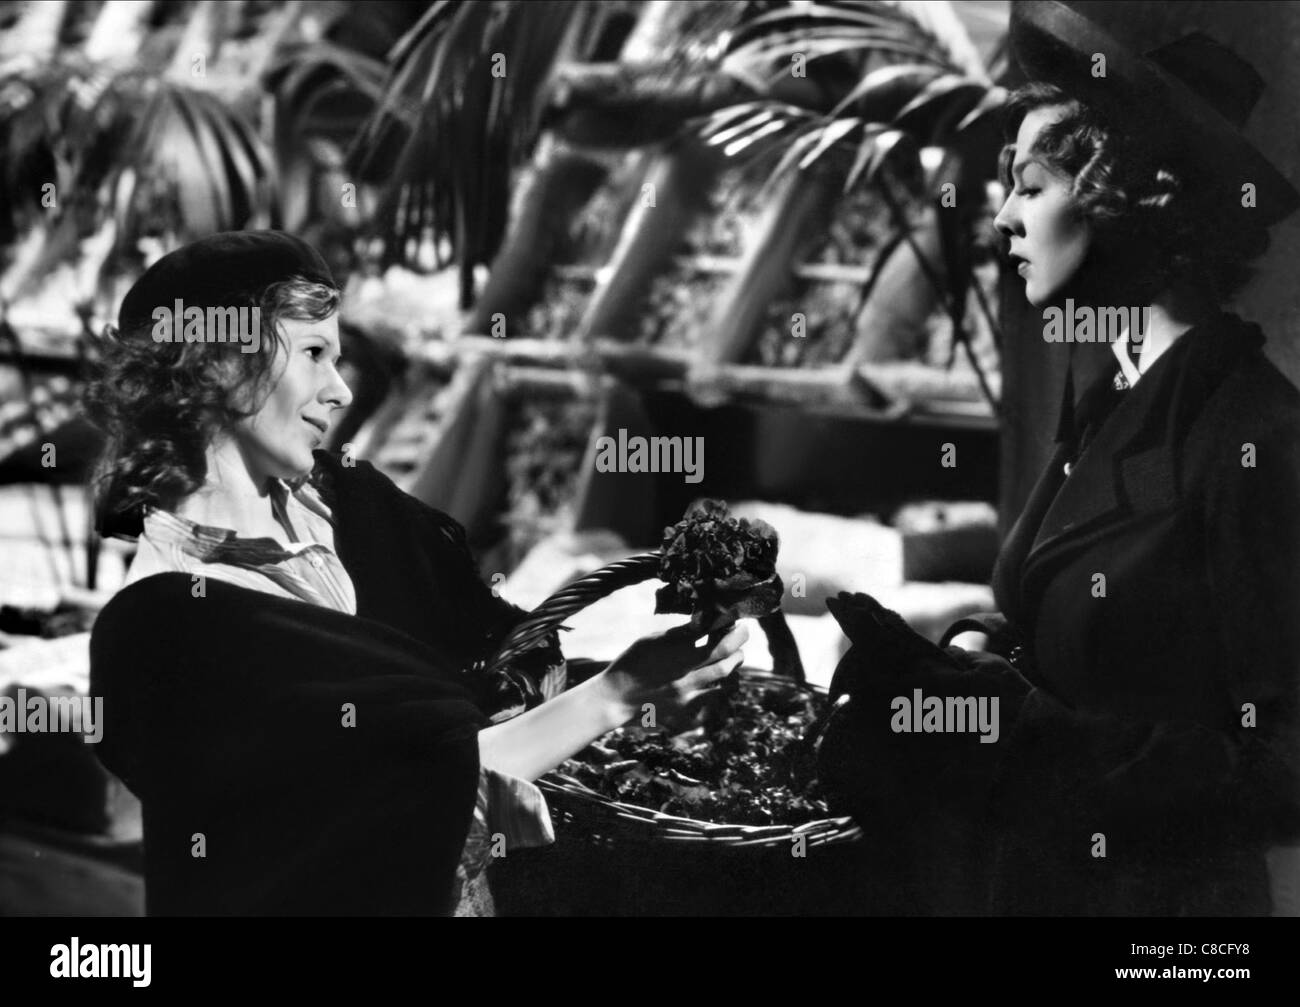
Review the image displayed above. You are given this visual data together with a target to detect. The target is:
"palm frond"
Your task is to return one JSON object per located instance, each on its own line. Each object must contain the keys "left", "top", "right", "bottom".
{"left": 725, "top": 28, "right": 947, "bottom": 77}
{"left": 354, "top": 0, "right": 604, "bottom": 304}
{"left": 760, "top": 120, "right": 834, "bottom": 193}
{"left": 698, "top": 0, "right": 1005, "bottom": 192}
{"left": 892, "top": 73, "right": 986, "bottom": 142}
{"left": 844, "top": 126, "right": 916, "bottom": 192}
{"left": 826, "top": 62, "right": 942, "bottom": 119}
{"left": 797, "top": 115, "right": 859, "bottom": 169}
{"left": 955, "top": 84, "right": 1007, "bottom": 134}
{"left": 887, "top": 0, "right": 990, "bottom": 81}
{"left": 723, "top": 1, "right": 969, "bottom": 84}
{"left": 112, "top": 79, "right": 275, "bottom": 237}
{"left": 0, "top": 33, "right": 280, "bottom": 298}
{"left": 267, "top": 39, "right": 389, "bottom": 141}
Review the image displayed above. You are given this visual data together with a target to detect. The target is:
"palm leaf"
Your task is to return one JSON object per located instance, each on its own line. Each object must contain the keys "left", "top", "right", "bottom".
{"left": 700, "top": 105, "right": 785, "bottom": 147}
{"left": 697, "top": 101, "right": 780, "bottom": 139}
{"left": 84, "top": 77, "right": 277, "bottom": 267}
{"left": 955, "top": 84, "right": 1008, "bottom": 134}
{"left": 355, "top": 0, "right": 601, "bottom": 302}
{"left": 731, "top": 2, "right": 918, "bottom": 42}
{"left": 267, "top": 39, "right": 388, "bottom": 140}
{"left": 797, "top": 116, "right": 860, "bottom": 170}
{"left": 724, "top": 116, "right": 795, "bottom": 160}
{"left": 892, "top": 74, "right": 986, "bottom": 142}
{"left": 726, "top": 29, "right": 943, "bottom": 73}
{"left": 759, "top": 122, "right": 833, "bottom": 195}
{"left": 845, "top": 127, "right": 916, "bottom": 192}
{"left": 826, "top": 62, "right": 942, "bottom": 119}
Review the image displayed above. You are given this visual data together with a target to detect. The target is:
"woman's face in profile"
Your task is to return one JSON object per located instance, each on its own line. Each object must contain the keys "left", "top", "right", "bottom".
{"left": 994, "top": 104, "right": 1092, "bottom": 307}
{"left": 231, "top": 313, "right": 353, "bottom": 484}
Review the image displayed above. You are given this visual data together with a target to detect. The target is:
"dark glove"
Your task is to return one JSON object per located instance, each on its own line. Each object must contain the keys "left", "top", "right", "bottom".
{"left": 818, "top": 592, "right": 1032, "bottom": 823}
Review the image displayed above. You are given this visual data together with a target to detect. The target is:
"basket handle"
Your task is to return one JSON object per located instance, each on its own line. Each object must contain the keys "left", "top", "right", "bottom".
{"left": 757, "top": 610, "right": 805, "bottom": 684}
{"left": 482, "top": 551, "right": 804, "bottom": 685}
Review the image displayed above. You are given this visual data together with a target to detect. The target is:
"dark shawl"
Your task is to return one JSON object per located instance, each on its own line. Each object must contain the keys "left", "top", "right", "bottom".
{"left": 90, "top": 451, "right": 548, "bottom": 915}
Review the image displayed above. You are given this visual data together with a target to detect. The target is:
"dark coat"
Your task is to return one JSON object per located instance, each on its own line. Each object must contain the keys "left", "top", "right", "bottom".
{"left": 90, "top": 453, "right": 547, "bottom": 915}
{"left": 819, "top": 312, "right": 1300, "bottom": 916}
{"left": 981, "top": 312, "right": 1300, "bottom": 915}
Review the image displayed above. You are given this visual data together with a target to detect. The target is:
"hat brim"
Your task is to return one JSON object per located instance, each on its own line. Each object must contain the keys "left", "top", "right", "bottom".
{"left": 1010, "top": 0, "right": 1299, "bottom": 226}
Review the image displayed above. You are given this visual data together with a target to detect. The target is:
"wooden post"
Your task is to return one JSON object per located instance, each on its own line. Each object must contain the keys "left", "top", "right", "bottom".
{"left": 464, "top": 138, "right": 609, "bottom": 335}
{"left": 697, "top": 167, "right": 838, "bottom": 365}
{"left": 575, "top": 139, "right": 724, "bottom": 341}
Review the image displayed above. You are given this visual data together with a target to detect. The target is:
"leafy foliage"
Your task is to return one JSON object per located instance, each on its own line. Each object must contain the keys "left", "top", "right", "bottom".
{"left": 353, "top": 0, "right": 617, "bottom": 305}
{"left": 560, "top": 676, "right": 830, "bottom": 826}
{"left": 655, "top": 498, "right": 783, "bottom": 624}
{"left": 691, "top": 1, "right": 1007, "bottom": 409}
{"left": 700, "top": 1, "right": 1004, "bottom": 194}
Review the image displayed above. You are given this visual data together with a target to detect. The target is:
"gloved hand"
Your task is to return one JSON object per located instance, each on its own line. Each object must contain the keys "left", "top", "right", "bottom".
{"left": 818, "top": 592, "right": 1032, "bottom": 823}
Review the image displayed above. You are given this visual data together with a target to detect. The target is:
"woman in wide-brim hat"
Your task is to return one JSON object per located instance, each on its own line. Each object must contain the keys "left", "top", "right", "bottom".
{"left": 823, "top": 1, "right": 1300, "bottom": 916}
{"left": 85, "top": 230, "right": 747, "bottom": 916}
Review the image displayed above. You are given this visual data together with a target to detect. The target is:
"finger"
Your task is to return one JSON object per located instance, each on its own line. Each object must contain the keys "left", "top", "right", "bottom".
{"left": 685, "top": 650, "right": 744, "bottom": 690}
{"left": 699, "top": 623, "right": 749, "bottom": 666}
{"left": 702, "top": 620, "right": 739, "bottom": 649}
{"left": 657, "top": 620, "right": 716, "bottom": 656}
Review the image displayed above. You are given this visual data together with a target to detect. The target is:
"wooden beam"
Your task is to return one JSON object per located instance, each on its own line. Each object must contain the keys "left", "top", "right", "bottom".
{"left": 699, "top": 168, "right": 839, "bottom": 365}
{"left": 557, "top": 256, "right": 878, "bottom": 285}
{"left": 411, "top": 335, "right": 995, "bottom": 428}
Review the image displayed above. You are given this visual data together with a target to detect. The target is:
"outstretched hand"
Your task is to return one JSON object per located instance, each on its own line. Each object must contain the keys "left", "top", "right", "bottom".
{"left": 600, "top": 621, "right": 748, "bottom": 731}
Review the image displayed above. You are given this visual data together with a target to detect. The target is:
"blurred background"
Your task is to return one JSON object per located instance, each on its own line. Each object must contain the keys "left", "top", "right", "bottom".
{"left": 0, "top": 0, "right": 1297, "bottom": 915}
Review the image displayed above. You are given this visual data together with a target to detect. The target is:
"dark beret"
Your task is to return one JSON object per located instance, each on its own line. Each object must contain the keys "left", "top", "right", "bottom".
{"left": 116, "top": 230, "right": 336, "bottom": 334}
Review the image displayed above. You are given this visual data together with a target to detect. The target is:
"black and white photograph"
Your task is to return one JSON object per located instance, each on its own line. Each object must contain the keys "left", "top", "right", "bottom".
{"left": 0, "top": 0, "right": 1296, "bottom": 974}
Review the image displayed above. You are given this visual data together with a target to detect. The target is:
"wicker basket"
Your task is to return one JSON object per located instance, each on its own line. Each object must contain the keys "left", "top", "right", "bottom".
{"left": 478, "top": 556, "right": 863, "bottom": 852}
{"left": 485, "top": 555, "right": 871, "bottom": 913}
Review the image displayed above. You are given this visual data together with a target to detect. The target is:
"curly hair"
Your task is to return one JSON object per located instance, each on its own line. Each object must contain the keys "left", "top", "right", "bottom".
{"left": 86, "top": 276, "right": 341, "bottom": 538}
{"left": 998, "top": 82, "right": 1270, "bottom": 304}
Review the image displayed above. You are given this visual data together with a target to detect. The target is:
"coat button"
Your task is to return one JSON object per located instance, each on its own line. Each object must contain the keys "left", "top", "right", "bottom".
{"left": 1063, "top": 461, "right": 1074, "bottom": 476}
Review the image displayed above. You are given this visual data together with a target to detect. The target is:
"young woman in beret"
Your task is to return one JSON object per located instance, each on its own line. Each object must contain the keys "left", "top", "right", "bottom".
{"left": 86, "top": 230, "right": 746, "bottom": 916}
{"left": 822, "top": 2, "right": 1300, "bottom": 915}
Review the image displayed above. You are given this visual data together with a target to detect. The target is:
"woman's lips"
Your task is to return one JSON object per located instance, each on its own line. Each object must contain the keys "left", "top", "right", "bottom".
{"left": 303, "top": 418, "right": 326, "bottom": 439}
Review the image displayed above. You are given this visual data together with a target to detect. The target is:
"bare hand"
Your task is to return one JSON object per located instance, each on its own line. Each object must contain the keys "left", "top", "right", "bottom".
{"left": 599, "top": 622, "right": 748, "bottom": 730}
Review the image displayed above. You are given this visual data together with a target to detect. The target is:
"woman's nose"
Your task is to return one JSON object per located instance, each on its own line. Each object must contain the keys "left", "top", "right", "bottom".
{"left": 322, "top": 366, "right": 353, "bottom": 410}
{"left": 993, "top": 195, "right": 1019, "bottom": 238}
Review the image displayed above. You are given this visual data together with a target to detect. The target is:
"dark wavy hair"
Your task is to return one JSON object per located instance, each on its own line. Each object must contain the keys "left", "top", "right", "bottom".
{"left": 998, "top": 82, "right": 1270, "bottom": 305}
{"left": 86, "top": 276, "right": 341, "bottom": 538}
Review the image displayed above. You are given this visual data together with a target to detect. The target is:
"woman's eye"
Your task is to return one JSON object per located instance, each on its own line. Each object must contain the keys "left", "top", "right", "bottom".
{"left": 306, "top": 346, "right": 323, "bottom": 359}
{"left": 1015, "top": 187, "right": 1040, "bottom": 198}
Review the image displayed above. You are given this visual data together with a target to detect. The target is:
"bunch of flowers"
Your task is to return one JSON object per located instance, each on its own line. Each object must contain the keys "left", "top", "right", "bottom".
{"left": 655, "top": 499, "right": 783, "bottom": 626}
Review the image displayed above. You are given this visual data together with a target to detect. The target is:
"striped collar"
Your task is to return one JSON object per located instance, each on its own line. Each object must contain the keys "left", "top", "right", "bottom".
{"left": 139, "top": 480, "right": 336, "bottom": 565}
{"left": 129, "top": 478, "right": 356, "bottom": 614}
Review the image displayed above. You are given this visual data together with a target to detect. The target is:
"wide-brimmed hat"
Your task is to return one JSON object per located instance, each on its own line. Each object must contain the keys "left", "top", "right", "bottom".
{"left": 1010, "top": 0, "right": 1299, "bottom": 226}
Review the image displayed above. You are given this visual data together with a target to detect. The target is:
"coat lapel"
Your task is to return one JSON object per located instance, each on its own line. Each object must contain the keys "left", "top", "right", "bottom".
{"left": 1022, "top": 371, "right": 1173, "bottom": 585}
{"left": 1019, "top": 314, "right": 1260, "bottom": 590}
